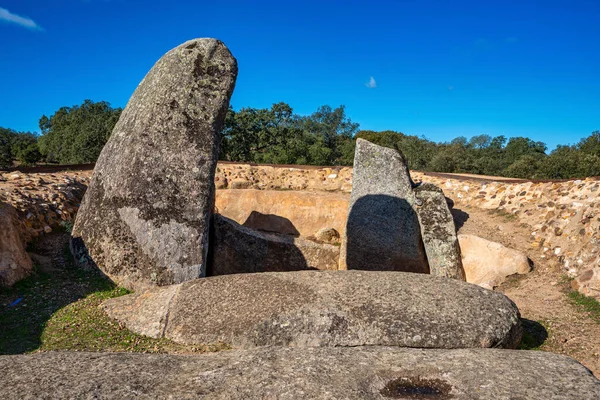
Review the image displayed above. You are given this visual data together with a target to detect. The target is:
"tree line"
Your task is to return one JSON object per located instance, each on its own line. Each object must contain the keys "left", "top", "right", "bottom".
{"left": 1, "top": 99, "right": 598, "bottom": 180}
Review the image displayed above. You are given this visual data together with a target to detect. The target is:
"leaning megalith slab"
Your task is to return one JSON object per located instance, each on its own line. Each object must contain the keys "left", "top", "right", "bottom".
{"left": 340, "top": 138, "right": 428, "bottom": 272}
{"left": 414, "top": 183, "right": 466, "bottom": 280}
{"left": 210, "top": 214, "right": 339, "bottom": 274}
{"left": 102, "top": 270, "right": 522, "bottom": 349}
{"left": 2, "top": 348, "right": 599, "bottom": 399}
{"left": 71, "top": 39, "right": 237, "bottom": 290}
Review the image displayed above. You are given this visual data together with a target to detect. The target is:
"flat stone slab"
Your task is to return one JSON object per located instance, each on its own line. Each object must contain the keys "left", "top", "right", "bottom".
{"left": 1, "top": 348, "right": 598, "bottom": 399}
{"left": 210, "top": 214, "right": 339, "bottom": 274}
{"left": 102, "top": 270, "right": 522, "bottom": 349}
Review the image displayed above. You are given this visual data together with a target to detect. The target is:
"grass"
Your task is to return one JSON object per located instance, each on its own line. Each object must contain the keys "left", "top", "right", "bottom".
{"left": 518, "top": 318, "right": 550, "bottom": 350}
{"left": 567, "top": 290, "right": 600, "bottom": 324}
{"left": 487, "top": 208, "right": 518, "bottom": 221}
{"left": 0, "top": 235, "right": 229, "bottom": 355}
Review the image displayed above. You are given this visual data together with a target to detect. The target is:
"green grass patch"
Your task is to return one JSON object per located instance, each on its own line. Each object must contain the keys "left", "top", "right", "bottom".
{"left": 0, "top": 236, "right": 229, "bottom": 355}
{"left": 518, "top": 318, "right": 549, "bottom": 350}
{"left": 567, "top": 290, "right": 600, "bottom": 324}
{"left": 487, "top": 208, "right": 518, "bottom": 221}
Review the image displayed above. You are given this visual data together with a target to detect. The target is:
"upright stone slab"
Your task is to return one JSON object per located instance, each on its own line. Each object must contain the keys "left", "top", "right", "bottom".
{"left": 339, "top": 139, "right": 428, "bottom": 272}
{"left": 71, "top": 39, "right": 237, "bottom": 290}
{"left": 414, "top": 183, "right": 466, "bottom": 280}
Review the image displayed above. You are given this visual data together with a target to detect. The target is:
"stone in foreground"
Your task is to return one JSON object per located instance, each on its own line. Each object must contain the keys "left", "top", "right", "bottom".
{"left": 0, "top": 203, "right": 32, "bottom": 286}
{"left": 459, "top": 234, "right": 532, "bottom": 289}
{"left": 71, "top": 39, "right": 237, "bottom": 291}
{"left": 102, "top": 270, "right": 522, "bottom": 349}
{"left": 414, "top": 183, "right": 466, "bottom": 280}
{"left": 340, "top": 139, "right": 428, "bottom": 272}
{"left": 210, "top": 215, "right": 339, "bottom": 274}
{"left": 1, "top": 348, "right": 598, "bottom": 399}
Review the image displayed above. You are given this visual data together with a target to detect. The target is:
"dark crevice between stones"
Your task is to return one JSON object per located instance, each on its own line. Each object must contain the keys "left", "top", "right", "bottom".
{"left": 380, "top": 376, "right": 453, "bottom": 399}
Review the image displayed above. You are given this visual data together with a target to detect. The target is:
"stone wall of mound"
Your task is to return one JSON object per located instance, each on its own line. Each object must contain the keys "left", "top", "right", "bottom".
{"left": 2, "top": 163, "right": 600, "bottom": 298}
{"left": 411, "top": 174, "right": 600, "bottom": 298}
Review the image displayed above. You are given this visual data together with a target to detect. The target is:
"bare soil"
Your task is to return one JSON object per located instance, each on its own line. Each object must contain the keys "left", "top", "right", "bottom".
{"left": 455, "top": 205, "right": 600, "bottom": 376}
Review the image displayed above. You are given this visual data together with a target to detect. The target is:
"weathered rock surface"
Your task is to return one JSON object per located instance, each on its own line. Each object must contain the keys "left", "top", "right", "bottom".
{"left": 215, "top": 189, "right": 349, "bottom": 237}
{"left": 71, "top": 39, "right": 237, "bottom": 291}
{"left": 2, "top": 348, "right": 599, "bottom": 399}
{"left": 314, "top": 227, "right": 341, "bottom": 244}
{"left": 340, "top": 139, "right": 428, "bottom": 272}
{"left": 210, "top": 214, "right": 339, "bottom": 274}
{"left": 459, "top": 234, "right": 532, "bottom": 289}
{"left": 0, "top": 203, "right": 32, "bottom": 286}
{"left": 414, "top": 183, "right": 465, "bottom": 280}
{"left": 102, "top": 270, "right": 522, "bottom": 349}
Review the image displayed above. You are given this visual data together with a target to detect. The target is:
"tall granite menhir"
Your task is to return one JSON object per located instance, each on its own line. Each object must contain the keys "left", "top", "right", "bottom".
{"left": 71, "top": 39, "right": 237, "bottom": 290}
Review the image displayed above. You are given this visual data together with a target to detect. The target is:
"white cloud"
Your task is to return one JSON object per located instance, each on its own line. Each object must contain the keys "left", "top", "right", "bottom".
{"left": 0, "top": 7, "right": 43, "bottom": 31}
{"left": 365, "top": 76, "right": 377, "bottom": 89}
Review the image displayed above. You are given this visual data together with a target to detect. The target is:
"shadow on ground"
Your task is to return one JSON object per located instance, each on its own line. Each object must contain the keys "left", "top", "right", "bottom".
{"left": 0, "top": 232, "right": 114, "bottom": 354}
{"left": 451, "top": 208, "right": 470, "bottom": 232}
{"left": 519, "top": 319, "right": 549, "bottom": 350}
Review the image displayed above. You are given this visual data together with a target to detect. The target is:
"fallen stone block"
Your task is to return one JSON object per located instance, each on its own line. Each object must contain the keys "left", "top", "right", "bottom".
{"left": 102, "top": 270, "right": 522, "bottom": 349}
{"left": 1, "top": 347, "right": 598, "bottom": 399}
{"left": 459, "top": 234, "right": 532, "bottom": 289}
{"left": 71, "top": 38, "right": 237, "bottom": 291}
{"left": 210, "top": 214, "right": 339, "bottom": 274}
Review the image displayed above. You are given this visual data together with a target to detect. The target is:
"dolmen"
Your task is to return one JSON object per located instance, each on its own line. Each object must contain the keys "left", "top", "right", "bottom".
{"left": 1, "top": 38, "right": 595, "bottom": 399}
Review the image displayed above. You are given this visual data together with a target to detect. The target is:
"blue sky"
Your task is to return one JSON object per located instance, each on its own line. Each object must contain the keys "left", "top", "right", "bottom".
{"left": 1, "top": 0, "right": 598, "bottom": 151}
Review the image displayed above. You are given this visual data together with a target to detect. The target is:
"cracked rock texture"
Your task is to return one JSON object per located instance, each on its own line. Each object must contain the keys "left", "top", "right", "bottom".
{"left": 102, "top": 270, "right": 522, "bottom": 349}
{"left": 71, "top": 39, "right": 237, "bottom": 291}
{"left": 414, "top": 183, "right": 466, "bottom": 280}
{"left": 1, "top": 347, "right": 598, "bottom": 399}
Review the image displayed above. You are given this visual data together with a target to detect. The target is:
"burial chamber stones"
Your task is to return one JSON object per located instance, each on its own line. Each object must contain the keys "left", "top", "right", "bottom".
{"left": 102, "top": 270, "right": 522, "bottom": 349}
{"left": 2, "top": 348, "right": 599, "bottom": 399}
{"left": 71, "top": 39, "right": 237, "bottom": 290}
{"left": 340, "top": 138, "right": 465, "bottom": 279}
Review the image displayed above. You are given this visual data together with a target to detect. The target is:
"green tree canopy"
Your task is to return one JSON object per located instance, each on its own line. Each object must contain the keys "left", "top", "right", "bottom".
{"left": 38, "top": 99, "right": 122, "bottom": 164}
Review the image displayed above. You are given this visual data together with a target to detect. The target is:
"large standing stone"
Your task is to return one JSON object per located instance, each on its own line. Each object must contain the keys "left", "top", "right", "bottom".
{"left": 210, "top": 214, "right": 340, "bottom": 274}
{"left": 0, "top": 203, "right": 32, "bottom": 287}
{"left": 71, "top": 39, "right": 237, "bottom": 290}
{"left": 2, "top": 348, "right": 599, "bottom": 399}
{"left": 414, "top": 183, "right": 466, "bottom": 280}
{"left": 339, "top": 139, "right": 428, "bottom": 272}
{"left": 102, "top": 270, "right": 522, "bottom": 349}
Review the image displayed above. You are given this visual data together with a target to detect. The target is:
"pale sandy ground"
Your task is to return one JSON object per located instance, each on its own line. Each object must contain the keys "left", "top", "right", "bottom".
{"left": 455, "top": 205, "right": 600, "bottom": 377}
